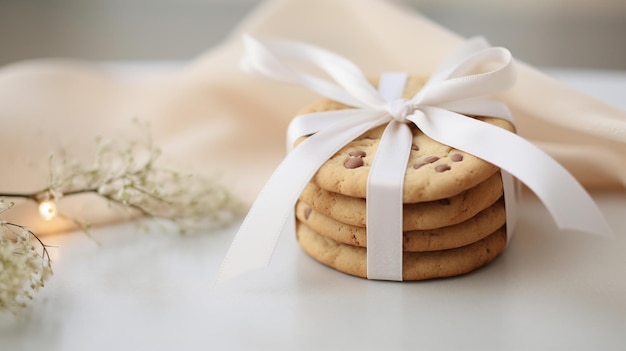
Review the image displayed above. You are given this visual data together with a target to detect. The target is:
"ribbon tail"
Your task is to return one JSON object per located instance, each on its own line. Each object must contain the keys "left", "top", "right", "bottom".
{"left": 216, "top": 111, "right": 390, "bottom": 283}
{"left": 366, "top": 121, "right": 413, "bottom": 281}
{"left": 410, "top": 107, "right": 613, "bottom": 237}
{"left": 501, "top": 170, "right": 519, "bottom": 244}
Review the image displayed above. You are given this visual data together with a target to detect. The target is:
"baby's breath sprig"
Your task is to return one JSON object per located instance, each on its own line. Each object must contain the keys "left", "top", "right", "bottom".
{"left": 0, "top": 199, "right": 53, "bottom": 315}
{"left": 2, "top": 122, "right": 244, "bottom": 234}
{"left": 0, "top": 122, "right": 244, "bottom": 313}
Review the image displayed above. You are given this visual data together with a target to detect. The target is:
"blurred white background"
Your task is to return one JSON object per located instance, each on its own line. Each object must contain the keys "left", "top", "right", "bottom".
{"left": 0, "top": 0, "right": 624, "bottom": 69}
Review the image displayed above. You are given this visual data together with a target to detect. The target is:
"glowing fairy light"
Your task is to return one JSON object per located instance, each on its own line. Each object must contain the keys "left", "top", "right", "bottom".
{"left": 38, "top": 200, "right": 57, "bottom": 221}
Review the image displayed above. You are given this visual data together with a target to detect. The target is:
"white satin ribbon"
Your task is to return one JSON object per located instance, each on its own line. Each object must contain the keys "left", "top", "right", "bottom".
{"left": 366, "top": 72, "right": 412, "bottom": 280}
{"left": 216, "top": 36, "right": 612, "bottom": 283}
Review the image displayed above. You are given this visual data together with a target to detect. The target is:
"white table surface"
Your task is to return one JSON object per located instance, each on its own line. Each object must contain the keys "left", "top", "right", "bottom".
{"left": 1, "top": 67, "right": 625, "bottom": 351}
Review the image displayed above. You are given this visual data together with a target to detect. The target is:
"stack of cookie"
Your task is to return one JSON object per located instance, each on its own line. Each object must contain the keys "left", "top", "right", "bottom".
{"left": 293, "top": 76, "right": 515, "bottom": 280}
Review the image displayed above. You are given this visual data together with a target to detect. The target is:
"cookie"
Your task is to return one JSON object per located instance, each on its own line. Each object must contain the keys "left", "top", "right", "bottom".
{"left": 299, "top": 171, "right": 503, "bottom": 230}
{"left": 295, "top": 75, "right": 516, "bottom": 203}
{"left": 296, "top": 221, "right": 507, "bottom": 280}
{"left": 296, "top": 197, "right": 506, "bottom": 252}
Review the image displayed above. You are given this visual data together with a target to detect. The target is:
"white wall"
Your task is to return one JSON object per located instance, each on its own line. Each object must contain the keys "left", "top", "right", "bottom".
{"left": 408, "top": 0, "right": 626, "bottom": 16}
{"left": 0, "top": 0, "right": 624, "bottom": 69}
{"left": 404, "top": 0, "right": 626, "bottom": 69}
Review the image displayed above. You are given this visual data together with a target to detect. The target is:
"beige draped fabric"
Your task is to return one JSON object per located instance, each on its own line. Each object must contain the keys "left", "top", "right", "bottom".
{"left": 0, "top": 0, "right": 624, "bottom": 234}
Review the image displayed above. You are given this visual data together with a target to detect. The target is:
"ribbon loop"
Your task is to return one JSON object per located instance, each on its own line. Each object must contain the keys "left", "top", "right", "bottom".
{"left": 412, "top": 48, "right": 515, "bottom": 106}
{"left": 242, "top": 35, "right": 385, "bottom": 108}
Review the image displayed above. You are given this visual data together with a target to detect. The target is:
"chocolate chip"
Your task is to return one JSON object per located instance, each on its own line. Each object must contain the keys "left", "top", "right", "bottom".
{"left": 450, "top": 153, "right": 463, "bottom": 162}
{"left": 351, "top": 235, "right": 360, "bottom": 246}
{"left": 412, "top": 162, "right": 427, "bottom": 169}
{"left": 423, "top": 156, "right": 439, "bottom": 163}
{"left": 435, "top": 164, "right": 451, "bottom": 172}
{"left": 411, "top": 144, "right": 419, "bottom": 151}
{"left": 349, "top": 150, "right": 366, "bottom": 158}
{"left": 304, "top": 207, "right": 312, "bottom": 220}
{"left": 344, "top": 157, "right": 364, "bottom": 169}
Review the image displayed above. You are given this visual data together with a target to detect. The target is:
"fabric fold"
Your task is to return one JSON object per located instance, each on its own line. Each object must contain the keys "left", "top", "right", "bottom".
{"left": 0, "top": 0, "right": 624, "bottom": 234}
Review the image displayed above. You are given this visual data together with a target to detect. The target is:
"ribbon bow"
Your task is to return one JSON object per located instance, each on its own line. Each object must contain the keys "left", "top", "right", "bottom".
{"left": 217, "top": 36, "right": 612, "bottom": 283}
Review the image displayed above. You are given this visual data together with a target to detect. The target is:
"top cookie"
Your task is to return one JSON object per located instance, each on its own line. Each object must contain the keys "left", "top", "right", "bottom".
{"left": 296, "top": 75, "right": 515, "bottom": 203}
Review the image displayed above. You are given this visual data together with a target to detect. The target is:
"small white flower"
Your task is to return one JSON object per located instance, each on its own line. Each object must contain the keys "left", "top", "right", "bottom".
{"left": 0, "top": 224, "right": 52, "bottom": 314}
{"left": 0, "top": 199, "right": 14, "bottom": 214}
